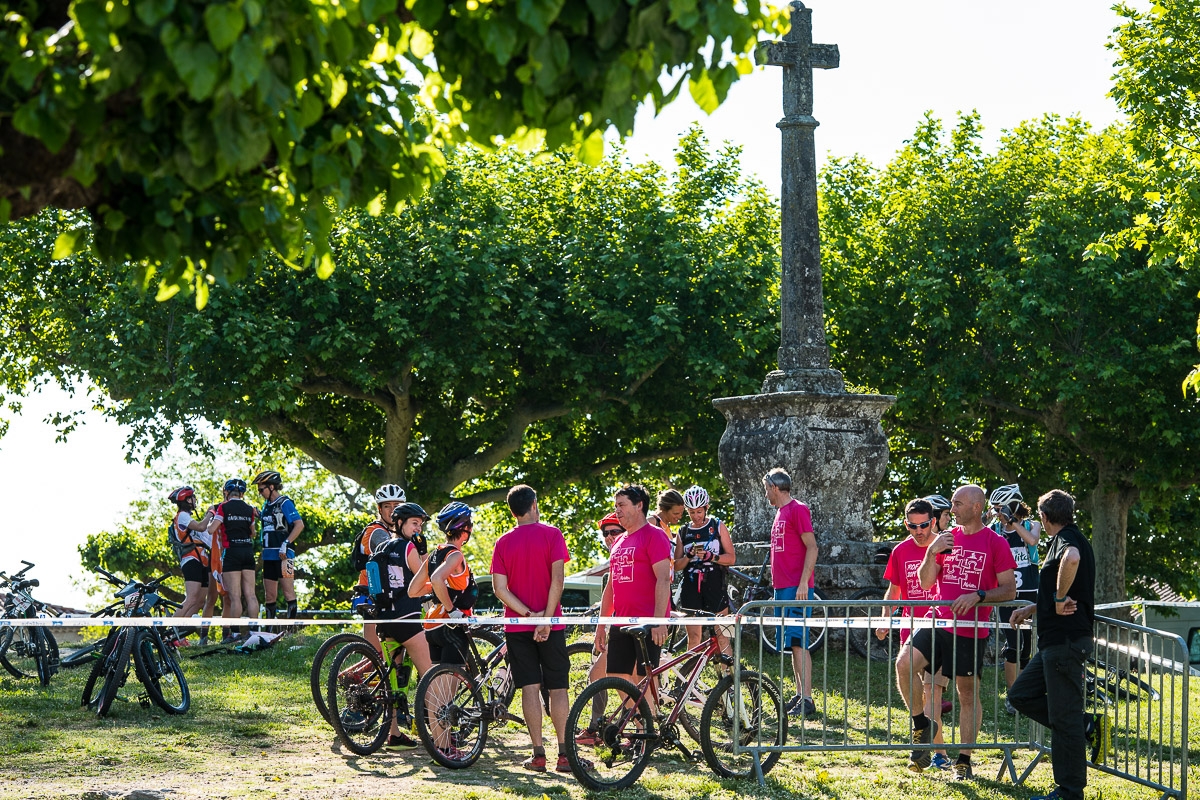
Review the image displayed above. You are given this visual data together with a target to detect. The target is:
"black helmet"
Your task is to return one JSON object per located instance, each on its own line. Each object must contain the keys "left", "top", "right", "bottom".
{"left": 391, "top": 502, "right": 430, "bottom": 525}
{"left": 252, "top": 470, "right": 283, "bottom": 489}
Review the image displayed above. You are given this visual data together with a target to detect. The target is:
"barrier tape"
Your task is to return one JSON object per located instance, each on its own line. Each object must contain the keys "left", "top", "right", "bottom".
{"left": 0, "top": 613, "right": 1026, "bottom": 631}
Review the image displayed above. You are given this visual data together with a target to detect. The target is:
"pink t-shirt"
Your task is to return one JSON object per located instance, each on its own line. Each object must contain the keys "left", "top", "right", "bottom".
{"left": 490, "top": 522, "right": 571, "bottom": 633}
{"left": 933, "top": 526, "right": 1017, "bottom": 638}
{"left": 883, "top": 536, "right": 937, "bottom": 642}
{"left": 770, "top": 499, "right": 816, "bottom": 590}
{"left": 609, "top": 523, "right": 673, "bottom": 618}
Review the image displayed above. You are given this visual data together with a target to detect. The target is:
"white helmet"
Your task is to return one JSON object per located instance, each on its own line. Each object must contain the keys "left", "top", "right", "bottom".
{"left": 682, "top": 485, "right": 710, "bottom": 509}
{"left": 374, "top": 484, "right": 406, "bottom": 504}
{"left": 989, "top": 484, "right": 1022, "bottom": 515}
{"left": 924, "top": 494, "right": 951, "bottom": 513}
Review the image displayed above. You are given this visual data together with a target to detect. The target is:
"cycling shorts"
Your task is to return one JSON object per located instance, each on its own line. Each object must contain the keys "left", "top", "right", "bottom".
{"left": 377, "top": 621, "right": 423, "bottom": 645}
{"left": 182, "top": 559, "right": 209, "bottom": 587}
{"left": 606, "top": 627, "right": 661, "bottom": 677}
{"left": 222, "top": 546, "right": 257, "bottom": 572}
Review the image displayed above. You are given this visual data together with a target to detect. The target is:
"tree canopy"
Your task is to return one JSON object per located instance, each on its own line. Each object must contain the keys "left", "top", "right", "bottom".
{"left": 4, "top": 131, "right": 779, "bottom": 512}
{"left": 0, "top": 0, "right": 783, "bottom": 297}
{"left": 820, "top": 113, "right": 1200, "bottom": 603}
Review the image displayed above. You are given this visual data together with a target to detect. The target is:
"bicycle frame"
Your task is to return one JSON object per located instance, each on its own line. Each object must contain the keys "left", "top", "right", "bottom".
{"left": 625, "top": 632, "right": 724, "bottom": 733}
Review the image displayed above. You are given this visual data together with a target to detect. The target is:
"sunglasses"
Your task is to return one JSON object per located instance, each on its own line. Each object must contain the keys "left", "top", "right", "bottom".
{"left": 602, "top": 528, "right": 623, "bottom": 538}
{"left": 905, "top": 520, "right": 933, "bottom": 530}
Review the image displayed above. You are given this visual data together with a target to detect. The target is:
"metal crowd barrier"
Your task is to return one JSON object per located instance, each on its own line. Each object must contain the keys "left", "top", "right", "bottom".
{"left": 731, "top": 599, "right": 1190, "bottom": 800}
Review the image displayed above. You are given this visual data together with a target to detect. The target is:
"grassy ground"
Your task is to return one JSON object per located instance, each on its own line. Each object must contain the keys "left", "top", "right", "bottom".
{"left": 0, "top": 630, "right": 1194, "bottom": 800}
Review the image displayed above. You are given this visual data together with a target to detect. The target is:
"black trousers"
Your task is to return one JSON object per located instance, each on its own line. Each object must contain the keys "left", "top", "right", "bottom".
{"left": 1008, "top": 636, "right": 1092, "bottom": 800}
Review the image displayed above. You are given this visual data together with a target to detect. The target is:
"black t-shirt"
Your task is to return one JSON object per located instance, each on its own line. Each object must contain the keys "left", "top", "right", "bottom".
{"left": 1035, "top": 524, "right": 1095, "bottom": 647}
{"left": 218, "top": 498, "right": 258, "bottom": 549}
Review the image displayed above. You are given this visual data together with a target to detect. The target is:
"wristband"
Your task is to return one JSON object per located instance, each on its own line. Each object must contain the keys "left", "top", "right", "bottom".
{"left": 1054, "top": 596, "right": 1068, "bottom": 603}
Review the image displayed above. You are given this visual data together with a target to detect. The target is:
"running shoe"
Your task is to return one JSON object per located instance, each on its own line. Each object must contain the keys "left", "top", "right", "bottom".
{"left": 1029, "top": 789, "right": 1064, "bottom": 800}
{"left": 573, "top": 728, "right": 600, "bottom": 746}
{"left": 1086, "top": 712, "right": 1111, "bottom": 764}
{"left": 522, "top": 754, "right": 547, "bottom": 772}
{"left": 907, "top": 720, "right": 937, "bottom": 772}
{"left": 557, "top": 754, "right": 592, "bottom": 773}
{"left": 952, "top": 760, "right": 973, "bottom": 781}
{"left": 385, "top": 732, "right": 419, "bottom": 751}
{"left": 930, "top": 753, "right": 952, "bottom": 771}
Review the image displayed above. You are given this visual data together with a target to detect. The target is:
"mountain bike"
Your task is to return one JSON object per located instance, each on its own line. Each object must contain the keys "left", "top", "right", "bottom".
{"left": 0, "top": 561, "right": 60, "bottom": 685}
{"left": 564, "top": 625, "right": 784, "bottom": 790}
{"left": 81, "top": 568, "right": 189, "bottom": 716}
{"left": 1086, "top": 655, "right": 1160, "bottom": 705}
{"left": 727, "top": 543, "right": 828, "bottom": 656}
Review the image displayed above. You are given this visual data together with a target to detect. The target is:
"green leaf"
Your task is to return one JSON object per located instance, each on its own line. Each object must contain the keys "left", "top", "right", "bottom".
{"left": 328, "top": 74, "right": 348, "bottom": 108}
{"left": 52, "top": 231, "right": 80, "bottom": 260}
{"left": 135, "top": 0, "right": 176, "bottom": 26}
{"left": 688, "top": 70, "right": 719, "bottom": 114}
{"left": 169, "top": 41, "right": 221, "bottom": 100}
{"left": 316, "top": 250, "right": 336, "bottom": 279}
{"left": 516, "top": 0, "right": 566, "bottom": 36}
{"left": 204, "top": 4, "right": 246, "bottom": 52}
{"left": 579, "top": 129, "right": 604, "bottom": 166}
{"left": 230, "top": 36, "right": 265, "bottom": 96}
{"left": 480, "top": 20, "right": 519, "bottom": 66}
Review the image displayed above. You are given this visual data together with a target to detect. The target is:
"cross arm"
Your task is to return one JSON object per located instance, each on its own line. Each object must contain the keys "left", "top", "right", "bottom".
{"left": 755, "top": 40, "right": 840, "bottom": 70}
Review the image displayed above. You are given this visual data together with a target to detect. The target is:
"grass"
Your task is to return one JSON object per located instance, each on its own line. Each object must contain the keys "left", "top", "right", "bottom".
{"left": 0, "top": 629, "right": 1194, "bottom": 800}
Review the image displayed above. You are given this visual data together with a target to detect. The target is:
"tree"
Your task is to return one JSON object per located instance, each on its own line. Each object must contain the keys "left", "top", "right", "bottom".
{"left": 4, "top": 131, "right": 780, "bottom": 512}
{"left": 820, "top": 113, "right": 1200, "bottom": 603}
{"left": 0, "top": 0, "right": 783, "bottom": 297}
{"left": 1106, "top": 0, "right": 1200, "bottom": 395}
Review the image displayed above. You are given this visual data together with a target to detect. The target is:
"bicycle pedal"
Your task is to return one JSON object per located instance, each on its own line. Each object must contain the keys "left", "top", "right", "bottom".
{"left": 138, "top": 694, "right": 151, "bottom": 709}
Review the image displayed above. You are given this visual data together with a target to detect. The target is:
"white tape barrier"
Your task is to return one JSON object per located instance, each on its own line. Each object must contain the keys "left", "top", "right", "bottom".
{"left": 0, "top": 613, "right": 1027, "bottom": 631}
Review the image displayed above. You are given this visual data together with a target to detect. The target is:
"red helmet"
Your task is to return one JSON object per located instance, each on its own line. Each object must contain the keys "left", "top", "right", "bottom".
{"left": 168, "top": 486, "right": 196, "bottom": 508}
{"left": 597, "top": 513, "right": 623, "bottom": 532}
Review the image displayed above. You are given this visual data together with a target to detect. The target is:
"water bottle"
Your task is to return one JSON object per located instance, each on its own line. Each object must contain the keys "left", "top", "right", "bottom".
{"left": 366, "top": 561, "right": 382, "bottom": 596}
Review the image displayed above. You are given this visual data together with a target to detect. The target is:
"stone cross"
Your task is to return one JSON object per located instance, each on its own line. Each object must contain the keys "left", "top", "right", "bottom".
{"left": 756, "top": 2, "right": 841, "bottom": 391}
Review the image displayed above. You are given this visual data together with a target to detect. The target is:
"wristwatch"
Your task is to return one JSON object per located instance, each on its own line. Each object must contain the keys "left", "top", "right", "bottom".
{"left": 976, "top": 589, "right": 986, "bottom": 602}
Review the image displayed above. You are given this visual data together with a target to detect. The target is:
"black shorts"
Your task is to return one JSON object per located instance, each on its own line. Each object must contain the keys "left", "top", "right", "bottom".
{"left": 377, "top": 620, "right": 423, "bottom": 645}
{"left": 222, "top": 546, "right": 257, "bottom": 572}
{"left": 677, "top": 567, "right": 729, "bottom": 614}
{"left": 427, "top": 625, "right": 470, "bottom": 665}
{"left": 505, "top": 630, "right": 569, "bottom": 690}
{"left": 606, "top": 626, "right": 661, "bottom": 677}
{"left": 181, "top": 559, "right": 209, "bottom": 587}
{"left": 262, "top": 559, "right": 286, "bottom": 581}
{"left": 999, "top": 594, "right": 1036, "bottom": 666}
{"left": 911, "top": 628, "right": 988, "bottom": 678}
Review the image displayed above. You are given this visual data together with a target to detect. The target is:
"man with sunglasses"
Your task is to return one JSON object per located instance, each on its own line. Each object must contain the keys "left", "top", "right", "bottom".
{"left": 881, "top": 498, "right": 950, "bottom": 772}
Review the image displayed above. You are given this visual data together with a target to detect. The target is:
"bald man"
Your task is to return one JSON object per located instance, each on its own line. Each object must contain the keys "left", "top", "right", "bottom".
{"left": 896, "top": 484, "right": 1016, "bottom": 780}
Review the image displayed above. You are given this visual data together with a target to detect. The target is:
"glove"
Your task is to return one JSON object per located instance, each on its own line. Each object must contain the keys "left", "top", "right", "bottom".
{"left": 278, "top": 544, "right": 288, "bottom": 557}
{"left": 448, "top": 609, "right": 465, "bottom": 620}
{"left": 700, "top": 550, "right": 715, "bottom": 562}
{"left": 411, "top": 532, "right": 428, "bottom": 556}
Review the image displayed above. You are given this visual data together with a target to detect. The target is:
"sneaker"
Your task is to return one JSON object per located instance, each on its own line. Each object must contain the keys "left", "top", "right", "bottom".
{"left": 941, "top": 699, "right": 953, "bottom": 715}
{"left": 1086, "top": 713, "right": 1110, "bottom": 764}
{"left": 522, "top": 754, "right": 547, "bottom": 772}
{"left": 952, "top": 760, "right": 973, "bottom": 781}
{"left": 930, "top": 753, "right": 952, "bottom": 771}
{"left": 1004, "top": 698, "right": 1017, "bottom": 715}
{"left": 784, "top": 695, "right": 804, "bottom": 715}
{"left": 574, "top": 728, "right": 600, "bottom": 747}
{"left": 801, "top": 698, "right": 819, "bottom": 719}
{"left": 907, "top": 720, "right": 937, "bottom": 772}
{"left": 556, "top": 754, "right": 591, "bottom": 773}
{"left": 1030, "top": 789, "right": 1064, "bottom": 800}
{"left": 385, "top": 732, "right": 419, "bottom": 751}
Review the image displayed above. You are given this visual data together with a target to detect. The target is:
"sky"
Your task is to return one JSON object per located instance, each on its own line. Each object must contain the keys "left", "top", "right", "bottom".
{"left": 0, "top": 0, "right": 1132, "bottom": 609}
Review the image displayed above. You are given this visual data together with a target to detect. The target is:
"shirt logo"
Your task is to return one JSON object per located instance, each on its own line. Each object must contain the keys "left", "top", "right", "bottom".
{"left": 612, "top": 546, "right": 635, "bottom": 583}
{"left": 942, "top": 546, "right": 986, "bottom": 589}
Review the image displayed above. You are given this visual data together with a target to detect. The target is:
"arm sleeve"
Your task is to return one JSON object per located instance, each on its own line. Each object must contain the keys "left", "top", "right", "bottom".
{"left": 282, "top": 499, "right": 302, "bottom": 524}
{"left": 489, "top": 540, "right": 505, "bottom": 576}
{"left": 883, "top": 550, "right": 902, "bottom": 585}
{"left": 795, "top": 504, "right": 814, "bottom": 534}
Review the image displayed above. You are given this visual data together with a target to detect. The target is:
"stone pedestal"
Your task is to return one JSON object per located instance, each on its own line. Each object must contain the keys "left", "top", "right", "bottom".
{"left": 713, "top": 374, "right": 895, "bottom": 596}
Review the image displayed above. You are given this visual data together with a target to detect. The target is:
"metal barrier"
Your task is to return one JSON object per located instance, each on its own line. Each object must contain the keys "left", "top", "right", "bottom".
{"left": 731, "top": 599, "right": 1190, "bottom": 800}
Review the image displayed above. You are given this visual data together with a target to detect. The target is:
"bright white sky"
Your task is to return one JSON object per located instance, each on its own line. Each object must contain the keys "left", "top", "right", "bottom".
{"left": 0, "top": 0, "right": 1129, "bottom": 609}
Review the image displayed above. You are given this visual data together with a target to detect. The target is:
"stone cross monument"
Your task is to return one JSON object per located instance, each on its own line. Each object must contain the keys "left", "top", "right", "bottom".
{"left": 713, "top": 1, "right": 896, "bottom": 593}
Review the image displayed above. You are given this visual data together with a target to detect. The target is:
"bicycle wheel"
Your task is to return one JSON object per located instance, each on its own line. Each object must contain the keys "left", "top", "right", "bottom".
{"left": 739, "top": 604, "right": 781, "bottom": 659}
{"left": 81, "top": 631, "right": 118, "bottom": 706}
{"left": 326, "top": 642, "right": 391, "bottom": 756}
{"left": 847, "top": 587, "right": 898, "bottom": 662}
{"left": 0, "top": 626, "right": 42, "bottom": 679}
{"left": 310, "top": 632, "right": 370, "bottom": 725}
{"left": 96, "top": 628, "right": 134, "bottom": 717}
{"left": 35, "top": 628, "right": 59, "bottom": 686}
{"left": 132, "top": 629, "right": 190, "bottom": 714}
{"left": 699, "top": 670, "right": 784, "bottom": 779}
{"left": 1088, "top": 657, "right": 1160, "bottom": 704}
{"left": 414, "top": 662, "right": 488, "bottom": 769}
{"left": 675, "top": 655, "right": 725, "bottom": 744}
{"left": 566, "top": 640, "right": 596, "bottom": 713}
{"left": 565, "top": 675, "right": 656, "bottom": 791}
{"left": 61, "top": 638, "right": 106, "bottom": 670}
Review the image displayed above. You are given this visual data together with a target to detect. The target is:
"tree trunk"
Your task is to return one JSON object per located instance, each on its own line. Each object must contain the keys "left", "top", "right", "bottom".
{"left": 1086, "top": 470, "right": 1139, "bottom": 606}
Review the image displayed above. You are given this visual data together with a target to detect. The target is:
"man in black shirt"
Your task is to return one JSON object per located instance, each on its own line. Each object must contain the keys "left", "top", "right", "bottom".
{"left": 1007, "top": 489, "right": 1098, "bottom": 800}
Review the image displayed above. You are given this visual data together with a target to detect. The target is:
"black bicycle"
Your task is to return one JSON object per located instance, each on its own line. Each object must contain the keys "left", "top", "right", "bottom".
{"left": 0, "top": 561, "right": 60, "bottom": 685}
{"left": 81, "top": 568, "right": 190, "bottom": 716}
{"left": 727, "top": 543, "right": 828, "bottom": 657}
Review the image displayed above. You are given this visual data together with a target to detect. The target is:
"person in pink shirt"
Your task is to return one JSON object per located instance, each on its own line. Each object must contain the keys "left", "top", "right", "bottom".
{"left": 764, "top": 467, "right": 819, "bottom": 719}
{"left": 594, "top": 484, "right": 673, "bottom": 685}
{"left": 490, "top": 484, "right": 572, "bottom": 773}
{"left": 903, "top": 484, "right": 1016, "bottom": 782}
{"left": 880, "top": 497, "right": 949, "bottom": 771}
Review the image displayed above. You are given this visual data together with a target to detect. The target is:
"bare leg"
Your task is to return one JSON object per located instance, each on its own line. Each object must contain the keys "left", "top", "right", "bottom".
{"left": 896, "top": 643, "right": 930, "bottom": 716}
{"left": 956, "top": 675, "right": 981, "bottom": 756}
{"left": 790, "top": 645, "right": 812, "bottom": 699}
{"left": 241, "top": 571, "right": 260, "bottom": 621}
{"left": 547, "top": 688, "right": 569, "bottom": 749}
{"left": 521, "top": 684, "right": 545, "bottom": 748}
{"left": 175, "top": 580, "right": 205, "bottom": 619}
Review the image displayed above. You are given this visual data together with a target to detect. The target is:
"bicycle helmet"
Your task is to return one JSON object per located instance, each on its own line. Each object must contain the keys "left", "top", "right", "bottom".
{"left": 224, "top": 478, "right": 247, "bottom": 494}
{"left": 374, "top": 484, "right": 406, "bottom": 504}
{"left": 168, "top": 486, "right": 196, "bottom": 509}
{"left": 252, "top": 470, "right": 283, "bottom": 489}
{"left": 682, "top": 485, "right": 710, "bottom": 509}
{"left": 391, "top": 502, "right": 430, "bottom": 525}
{"left": 435, "top": 501, "right": 473, "bottom": 533}
{"left": 597, "top": 513, "right": 623, "bottom": 532}
{"left": 924, "top": 494, "right": 951, "bottom": 513}
{"left": 989, "top": 484, "right": 1023, "bottom": 516}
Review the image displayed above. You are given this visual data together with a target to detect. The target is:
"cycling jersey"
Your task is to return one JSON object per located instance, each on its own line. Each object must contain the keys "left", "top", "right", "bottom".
{"left": 676, "top": 517, "right": 728, "bottom": 613}
{"left": 171, "top": 510, "right": 212, "bottom": 568}
{"left": 212, "top": 499, "right": 258, "bottom": 549}
{"left": 261, "top": 495, "right": 302, "bottom": 561}
{"left": 371, "top": 536, "right": 425, "bottom": 621}
{"left": 356, "top": 521, "right": 393, "bottom": 586}
{"left": 423, "top": 544, "right": 474, "bottom": 630}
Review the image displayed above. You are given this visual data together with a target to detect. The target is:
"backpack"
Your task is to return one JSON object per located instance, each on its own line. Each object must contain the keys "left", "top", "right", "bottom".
{"left": 351, "top": 522, "right": 388, "bottom": 572}
{"left": 427, "top": 543, "right": 479, "bottom": 611}
{"left": 168, "top": 513, "right": 208, "bottom": 566}
{"left": 365, "top": 536, "right": 409, "bottom": 615}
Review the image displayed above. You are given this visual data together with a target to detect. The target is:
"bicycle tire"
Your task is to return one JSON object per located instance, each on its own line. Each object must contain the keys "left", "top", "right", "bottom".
{"left": 565, "top": 675, "right": 656, "bottom": 791}
{"left": 1088, "top": 657, "right": 1161, "bottom": 704}
{"left": 60, "top": 638, "right": 106, "bottom": 670}
{"left": 34, "top": 628, "right": 59, "bottom": 686}
{"left": 566, "top": 640, "right": 595, "bottom": 714}
{"left": 326, "top": 641, "right": 392, "bottom": 756}
{"left": 310, "top": 632, "right": 370, "bottom": 726}
{"left": 414, "top": 662, "right": 489, "bottom": 769}
{"left": 699, "top": 670, "right": 784, "bottom": 779}
{"left": 132, "top": 629, "right": 190, "bottom": 714}
{"left": 0, "top": 627, "right": 40, "bottom": 679}
{"left": 81, "top": 630, "right": 118, "bottom": 707}
{"left": 96, "top": 628, "right": 134, "bottom": 717}
{"left": 846, "top": 587, "right": 898, "bottom": 662}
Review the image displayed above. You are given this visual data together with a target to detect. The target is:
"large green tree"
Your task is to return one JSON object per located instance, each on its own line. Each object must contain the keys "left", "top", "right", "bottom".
{"left": 3, "top": 132, "right": 779, "bottom": 510}
{"left": 820, "top": 113, "right": 1200, "bottom": 603}
{"left": 0, "top": 0, "right": 782, "bottom": 296}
